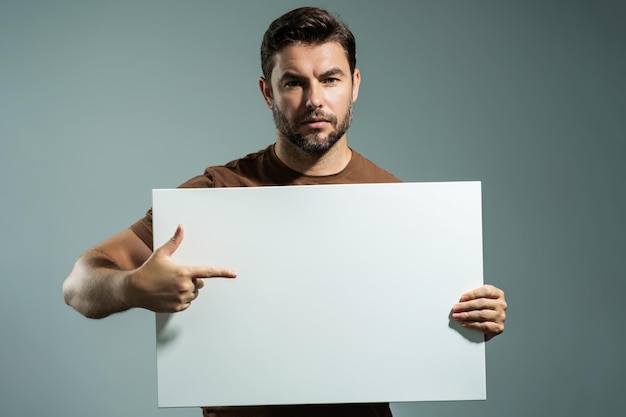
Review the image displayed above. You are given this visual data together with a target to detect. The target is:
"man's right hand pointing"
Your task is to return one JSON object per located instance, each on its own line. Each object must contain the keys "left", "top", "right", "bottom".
{"left": 125, "top": 225, "right": 237, "bottom": 313}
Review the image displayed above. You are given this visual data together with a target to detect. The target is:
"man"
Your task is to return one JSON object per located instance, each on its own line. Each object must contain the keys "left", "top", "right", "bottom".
{"left": 63, "top": 7, "right": 506, "bottom": 417}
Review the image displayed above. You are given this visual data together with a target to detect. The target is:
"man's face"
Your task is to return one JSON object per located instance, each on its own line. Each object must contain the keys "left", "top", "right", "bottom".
{"left": 260, "top": 42, "right": 361, "bottom": 154}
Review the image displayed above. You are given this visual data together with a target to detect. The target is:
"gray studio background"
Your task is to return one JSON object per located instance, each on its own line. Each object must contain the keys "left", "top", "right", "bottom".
{"left": 1, "top": 0, "right": 624, "bottom": 416}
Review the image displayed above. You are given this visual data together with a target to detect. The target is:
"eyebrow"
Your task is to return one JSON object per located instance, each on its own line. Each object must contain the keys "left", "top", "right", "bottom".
{"left": 278, "top": 71, "right": 306, "bottom": 83}
{"left": 320, "top": 67, "right": 347, "bottom": 79}
{"left": 278, "top": 67, "right": 348, "bottom": 83}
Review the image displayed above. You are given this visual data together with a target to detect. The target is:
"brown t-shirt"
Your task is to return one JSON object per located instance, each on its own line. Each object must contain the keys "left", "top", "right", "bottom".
{"left": 130, "top": 145, "right": 399, "bottom": 417}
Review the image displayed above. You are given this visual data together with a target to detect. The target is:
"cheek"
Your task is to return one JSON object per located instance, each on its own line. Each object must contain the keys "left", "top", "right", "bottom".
{"left": 331, "top": 90, "right": 353, "bottom": 108}
{"left": 330, "top": 98, "right": 351, "bottom": 117}
{"left": 274, "top": 96, "right": 300, "bottom": 114}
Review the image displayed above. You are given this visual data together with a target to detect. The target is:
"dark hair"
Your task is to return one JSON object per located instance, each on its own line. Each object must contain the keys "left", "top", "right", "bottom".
{"left": 260, "top": 7, "right": 356, "bottom": 80}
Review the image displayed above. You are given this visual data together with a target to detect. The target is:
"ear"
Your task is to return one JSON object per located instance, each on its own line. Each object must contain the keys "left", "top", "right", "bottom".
{"left": 351, "top": 68, "right": 361, "bottom": 103}
{"left": 259, "top": 76, "right": 273, "bottom": 108}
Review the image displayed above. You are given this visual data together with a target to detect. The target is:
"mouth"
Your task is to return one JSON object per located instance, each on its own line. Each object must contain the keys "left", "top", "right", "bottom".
{"left": 301, "top": 117, "right": 331, "bottom": 129}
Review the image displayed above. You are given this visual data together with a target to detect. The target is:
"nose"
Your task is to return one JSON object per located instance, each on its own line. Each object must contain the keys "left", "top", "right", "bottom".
{"left": 305, "top": 82, "right": 323, "bottom": 109}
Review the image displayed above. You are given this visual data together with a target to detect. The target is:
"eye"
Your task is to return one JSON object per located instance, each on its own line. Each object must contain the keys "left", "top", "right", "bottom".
{"left": 324, "top": 77, "right": 339, "bottom": 85}
{"left": 285, "top": 80, "right": 302, "bottom": 88}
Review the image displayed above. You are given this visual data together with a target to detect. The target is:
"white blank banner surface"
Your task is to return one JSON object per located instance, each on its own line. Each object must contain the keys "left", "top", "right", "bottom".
{"left": 153, "top": 182, "right": 485, "bottom": 408}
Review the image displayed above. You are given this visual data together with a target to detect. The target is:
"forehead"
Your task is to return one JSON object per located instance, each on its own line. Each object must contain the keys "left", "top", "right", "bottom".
{"left": 271, "top": 42, "right": 350, "bottom": 79}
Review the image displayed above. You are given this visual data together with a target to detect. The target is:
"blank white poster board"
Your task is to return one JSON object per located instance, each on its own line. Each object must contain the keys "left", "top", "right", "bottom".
{"left": 153, "top": 182, "right": 486, "bottom": 408}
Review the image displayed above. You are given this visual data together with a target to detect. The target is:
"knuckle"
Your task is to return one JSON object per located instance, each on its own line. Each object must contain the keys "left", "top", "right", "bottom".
{"left": 175, "top": 281, "right": 190, "bottom": 293}
{"left": 477, "top": 311, "right": 487, "bottom": 322}
{"left": 478, "top": 310, "right": 492, "bottom": 322}
{"left": 486, "top": 285, "right": 498, "bottom": 297}
{"left": 174, "top": 301, "right": 191, "bottom": 312}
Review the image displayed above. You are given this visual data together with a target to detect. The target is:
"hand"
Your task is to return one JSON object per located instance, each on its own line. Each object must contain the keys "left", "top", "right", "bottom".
{"left": 125, "top": 225, "right": 237, "bottom": 313}
{"left": 452, "top": 284, "right": 506, "bottom": 341}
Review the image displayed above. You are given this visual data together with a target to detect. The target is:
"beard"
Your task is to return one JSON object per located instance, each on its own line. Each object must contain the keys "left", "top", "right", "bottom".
{"left": 272, "top": 102, "right": 353, "bottom": 154}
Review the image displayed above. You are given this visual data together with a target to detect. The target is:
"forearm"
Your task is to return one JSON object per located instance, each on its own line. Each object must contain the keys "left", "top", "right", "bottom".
{"left": 62, "top": 251, "right": 135, "bottom": 319}
{"left": 63, "top": 226, "right": 236, "bottom": 318}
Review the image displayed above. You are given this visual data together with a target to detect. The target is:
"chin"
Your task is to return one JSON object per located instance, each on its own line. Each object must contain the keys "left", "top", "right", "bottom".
{"left": 295, "top": 137, "right": 341, "bottom": 154}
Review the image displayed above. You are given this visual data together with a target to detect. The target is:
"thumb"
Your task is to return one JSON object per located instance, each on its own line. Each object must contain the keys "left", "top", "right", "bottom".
{"left": 158, "top": 225, "right": 184, "bottom": 257}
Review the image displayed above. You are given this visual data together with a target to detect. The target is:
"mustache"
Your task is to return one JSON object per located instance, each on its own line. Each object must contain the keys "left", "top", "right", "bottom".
{"left": 297, "top": 110, "right": 337, "bottom": 125}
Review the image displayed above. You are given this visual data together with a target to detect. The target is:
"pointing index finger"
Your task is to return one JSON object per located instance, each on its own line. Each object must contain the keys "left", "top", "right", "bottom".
{"left": 187, "top": 266, "right": 237, "bottom": 280}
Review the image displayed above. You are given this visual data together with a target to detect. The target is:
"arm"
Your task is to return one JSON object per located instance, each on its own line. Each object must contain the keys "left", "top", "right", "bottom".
{"left": 451, "top": 284, "right": 507, "bottom": 341}
{"left": 62, "top": 225, "right": 236, "bottom": 319}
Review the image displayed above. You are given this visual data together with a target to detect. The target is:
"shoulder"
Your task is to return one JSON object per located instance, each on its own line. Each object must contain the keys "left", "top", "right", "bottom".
{"left": 342, "top": 149, "right": 402, "bottom": 183}
{"left": 177, "top": 146, "right": 277, "bottom": 188}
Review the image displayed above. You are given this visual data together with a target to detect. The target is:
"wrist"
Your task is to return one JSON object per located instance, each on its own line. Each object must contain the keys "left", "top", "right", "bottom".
{"left": 119, "top": 268, "right": 141, "bottom": 311}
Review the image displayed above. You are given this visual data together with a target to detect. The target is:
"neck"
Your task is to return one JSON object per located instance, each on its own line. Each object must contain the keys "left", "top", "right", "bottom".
{"left": 274, "top": 136, "right": 352, "bottom": 176}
